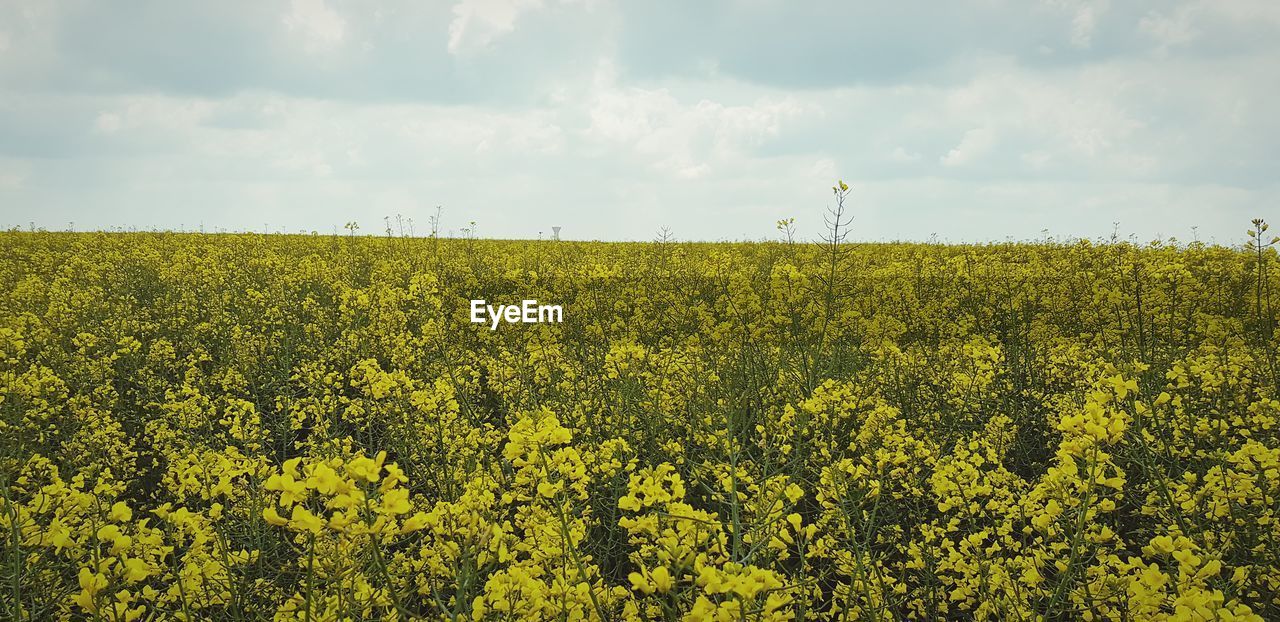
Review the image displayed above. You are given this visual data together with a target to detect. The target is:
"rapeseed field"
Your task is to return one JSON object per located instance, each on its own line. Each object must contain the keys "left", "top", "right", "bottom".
{"left": 1, "top": 224, "right": 1278, "bottom": 620}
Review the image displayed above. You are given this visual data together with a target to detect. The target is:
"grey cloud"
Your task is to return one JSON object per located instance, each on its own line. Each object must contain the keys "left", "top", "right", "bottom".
{"left": 0, "top": 0, "right": 1275, "bottom": 244}
{"left": 2, "top": 1, "right": 605, "bottom": 105}
{"left": 613, "top": 0, "right": 1104, "bottom": 88}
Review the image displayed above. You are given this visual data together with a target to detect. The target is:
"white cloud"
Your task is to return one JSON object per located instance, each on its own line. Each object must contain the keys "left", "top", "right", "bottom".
{"left": 1139, "top": 8, "right": 1199, "bottom": 50}
{"left": 1139, "top": 1, "right": 1280, "bottom": 55}
{"left": 941, "top": 127, "right": 994, "bottom": 167}
{"left": 934, "top": 64, "right": 1145, "bottom": 170}
{"left": 94, "top": 112, "right": 123, "bottom": 134}
{"left": 1068, "top": 1, "right": 1106, "bottom": 48}
{"left": 1199, "top": 0, "right": 1280, "bottom": 27}
{"left": 583, "top": 61, "right": 810, "bottom": 179}
{"left": 1043, "top": 0, "right": 1109, "bottom": 48}
{"left": 89, "top": 98, "right": 218, "bottom": 138}
{"left": 447, "top": 0, "right": 542, "bottom": 56}
{"left": 283, "top": 0, "right": 346, "bottom": 51}
{"left": 888, "top": 146, "right": 921, "bottom": 163}
{"left": 446, "top": 0, "right": 598, "bottom": 56}
{"left": 1021, "top": 150, "right": 1052, "bottom": 169}
{"left": 585, "top": 87, "right": 807, "bottom": 177}
{"left": 273, "top": 150, "right": 332, "bottom": 178}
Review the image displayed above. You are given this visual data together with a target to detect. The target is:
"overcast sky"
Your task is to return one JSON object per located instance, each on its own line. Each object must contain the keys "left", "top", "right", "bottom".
{"left": 1, "top": 1, "right": 1276, "bottom": 243}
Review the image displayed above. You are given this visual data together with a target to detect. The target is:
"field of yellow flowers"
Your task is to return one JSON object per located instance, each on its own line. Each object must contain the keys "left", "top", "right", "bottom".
{"left": 2, "top": 226, "right": 1279, "bottom": 621}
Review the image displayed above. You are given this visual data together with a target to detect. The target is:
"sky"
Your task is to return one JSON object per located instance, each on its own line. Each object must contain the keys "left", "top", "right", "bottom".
{"left": 0, "top": 0, "right": 1277, "bottom": 243}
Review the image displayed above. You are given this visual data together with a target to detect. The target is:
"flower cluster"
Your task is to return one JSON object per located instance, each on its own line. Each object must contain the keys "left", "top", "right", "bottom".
{"left": 1, "top": 228, "right": 1278, "bottom": 619}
